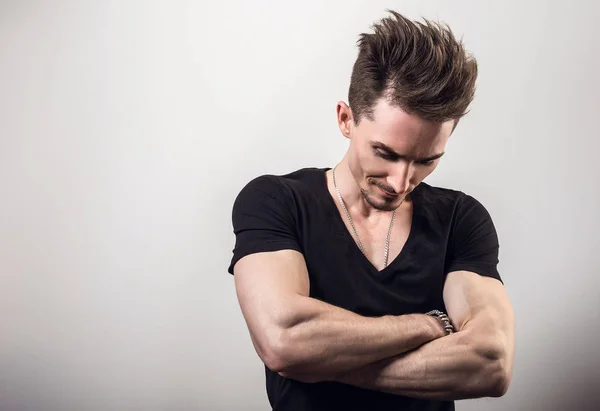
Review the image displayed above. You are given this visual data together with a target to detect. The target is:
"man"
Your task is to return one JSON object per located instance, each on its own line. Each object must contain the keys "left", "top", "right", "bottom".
{"left": 227, "top": 10, "right": 515, "bottom": 411}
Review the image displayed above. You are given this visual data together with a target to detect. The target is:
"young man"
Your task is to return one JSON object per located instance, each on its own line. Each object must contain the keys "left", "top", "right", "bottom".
{"left": 227, "top": 10, "right": 515, "bottom": 411}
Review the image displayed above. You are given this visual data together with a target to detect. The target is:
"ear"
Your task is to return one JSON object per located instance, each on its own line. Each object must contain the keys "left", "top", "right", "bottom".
{"left": 336, "top": 101, "right": 353, "bottom": 139}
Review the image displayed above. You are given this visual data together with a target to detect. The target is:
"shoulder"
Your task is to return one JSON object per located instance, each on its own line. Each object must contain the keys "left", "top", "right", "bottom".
{"left": 417, "top": 181, "right": 461, "bottom": 198}
{"left": 417, "top": 181, "right": 488, "bottom": 213}
{"left": 416, "top": 182, "right": 495, "bottom": 231}
{"left": 236, "top": 174, "right": 288, "bottom": 198}
{"left": 233, "top": 167, "right": 326, "bottom": 214}
{"left": 415, "top": 181, "right": 464, "bottom": 211}
{"left": 235, "top": 167, "right": 325, "bottom": 203}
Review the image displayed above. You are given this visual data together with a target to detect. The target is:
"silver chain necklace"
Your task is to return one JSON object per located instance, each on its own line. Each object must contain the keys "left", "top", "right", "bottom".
{"left": 332, "top": 165, "right": 400, "bottom": 268}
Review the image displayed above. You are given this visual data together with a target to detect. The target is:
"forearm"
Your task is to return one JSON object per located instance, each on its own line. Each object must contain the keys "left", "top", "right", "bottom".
{"left": 272, "top": 297, "right": 444, "bottom": 378}
{"left": 332, "top": 328, "right": 507, "bottom": 400}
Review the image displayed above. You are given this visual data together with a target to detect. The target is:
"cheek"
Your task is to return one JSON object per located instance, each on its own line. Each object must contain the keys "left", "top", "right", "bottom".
{"left": 361, "top": 158, "right": 389, "bottom": 178}
{"left": 353, "top": 149, "right": 376, "bottom": 171}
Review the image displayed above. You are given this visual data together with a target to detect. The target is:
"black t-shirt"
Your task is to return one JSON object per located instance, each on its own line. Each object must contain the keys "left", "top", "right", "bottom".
{"left": 228, "top": 167, "right": 502, "bottom": 411}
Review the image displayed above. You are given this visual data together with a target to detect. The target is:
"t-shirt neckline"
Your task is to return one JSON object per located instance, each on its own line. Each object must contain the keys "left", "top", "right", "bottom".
{"left": 318, "top": 167, "right": 420, "bottom": 275}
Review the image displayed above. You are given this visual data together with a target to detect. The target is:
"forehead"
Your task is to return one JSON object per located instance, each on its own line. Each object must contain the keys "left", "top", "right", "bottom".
{"left": 358, "top": 99, "right": 453, "bottom": 152}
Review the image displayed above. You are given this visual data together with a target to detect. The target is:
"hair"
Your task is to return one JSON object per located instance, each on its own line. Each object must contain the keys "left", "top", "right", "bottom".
{"left": 348, "top": 10, "right": 478, "bottom": 126}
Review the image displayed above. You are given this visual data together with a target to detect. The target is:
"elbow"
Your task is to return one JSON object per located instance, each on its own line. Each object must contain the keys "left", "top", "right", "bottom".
{"left": 259, "top": 328, "right": 326, "bottom": 383}
{"left": 262, "top": 349, "right": 287, "bottom": 374}
{"left": 487, "top": 358, "right": 512, "bottom": 398}
{"left": 256, "top": 298, "right": 316, "bottom": 373}
{"left": 489, "top": 376, "right": 511, "bottom": 398}
{"left": 459, "top": 327, "right": 512, "bottom": 398}
{"left": 475, "top": 340, "right": 512, "bottom": 398}
{"left": 260, "top": 325, "right": 307, "bottom": 374}
{"left": 258, "top": 327, "right": 291, "bottom": 373}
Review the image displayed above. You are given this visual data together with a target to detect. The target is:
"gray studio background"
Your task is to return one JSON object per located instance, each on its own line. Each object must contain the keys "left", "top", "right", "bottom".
{"left": 1, "top": 1, "right": 599, "bottom": 410}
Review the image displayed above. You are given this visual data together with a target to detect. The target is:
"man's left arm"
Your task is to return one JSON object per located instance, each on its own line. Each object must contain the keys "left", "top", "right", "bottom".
{"left": 327, "top": 270, "right": 515, "bottom": 400}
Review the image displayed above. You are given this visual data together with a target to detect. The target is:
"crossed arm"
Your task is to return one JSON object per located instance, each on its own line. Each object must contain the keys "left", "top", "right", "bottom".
{"left": 233, "top": 249, "right": 515, "bottom": 401}
{"left": 332, "top": 269, "right": 515, "bottom": 400}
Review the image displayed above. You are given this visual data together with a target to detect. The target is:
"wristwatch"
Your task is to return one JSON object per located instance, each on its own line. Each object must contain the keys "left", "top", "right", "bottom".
{"left": 425, "top": 310, "right": 455, "bottom": 335}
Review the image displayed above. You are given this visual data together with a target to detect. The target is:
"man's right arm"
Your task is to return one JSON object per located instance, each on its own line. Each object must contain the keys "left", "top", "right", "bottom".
{"left": 233, "top": 248, "right": 445, "bottom": 382}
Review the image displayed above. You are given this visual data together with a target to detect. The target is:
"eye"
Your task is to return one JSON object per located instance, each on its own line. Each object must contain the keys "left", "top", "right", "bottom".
{"left": 375, "top": 149, "right": 395, "bottom": 161}
{"left": 418, "top": 160, "right": 436, "bottom": 167}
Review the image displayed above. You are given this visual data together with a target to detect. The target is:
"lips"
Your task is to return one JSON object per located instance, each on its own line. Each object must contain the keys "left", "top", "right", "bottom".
{"left": 378, "top": 186, "right": 398, "bottom": 198}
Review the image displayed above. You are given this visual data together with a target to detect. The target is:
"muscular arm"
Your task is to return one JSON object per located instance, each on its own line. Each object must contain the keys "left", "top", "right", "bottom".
{"left": 331, "top": 271, "right": 515, "bottom": 400}
{"left": 233, "top": 249, "right": 445, "bottom": 380}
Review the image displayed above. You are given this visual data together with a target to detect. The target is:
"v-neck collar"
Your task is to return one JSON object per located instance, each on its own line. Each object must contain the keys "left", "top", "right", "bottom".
{"left": 319, "top": 167, "right": 420, "bottom": 275}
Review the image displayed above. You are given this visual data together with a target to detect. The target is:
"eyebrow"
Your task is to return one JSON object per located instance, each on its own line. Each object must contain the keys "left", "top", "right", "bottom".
{"left": 372, "top": 142, "right": 445, "bottom": 162}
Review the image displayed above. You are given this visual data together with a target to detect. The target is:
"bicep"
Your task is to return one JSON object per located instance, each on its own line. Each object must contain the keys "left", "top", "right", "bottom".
{"left": 233, "top": 249, "right": 310, "bottom": 359}
{"left": 443, "top": 270, "right": 515, "bottom": 358}
{"left": 443, "top": 193, "right": 509, "bottom": 332}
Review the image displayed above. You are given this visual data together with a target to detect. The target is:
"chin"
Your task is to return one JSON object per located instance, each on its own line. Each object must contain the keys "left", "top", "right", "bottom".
{"left": 362, "top": 189, "right": 401, "bottom": 212}
{"left": 374, "top": 201, "right": 399, "bottom": 212}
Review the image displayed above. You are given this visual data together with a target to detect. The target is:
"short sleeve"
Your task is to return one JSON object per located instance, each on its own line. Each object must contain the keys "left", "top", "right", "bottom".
{"left": 227, "top": 175, "right": 302, "bottom": 275}
{"left": 445, "top": 193, "right": 503, "bottom": 284}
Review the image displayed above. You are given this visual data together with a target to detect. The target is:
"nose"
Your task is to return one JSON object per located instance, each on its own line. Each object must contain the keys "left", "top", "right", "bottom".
{"left": 386, "top": 162, "right": 411, "bottom": 195}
